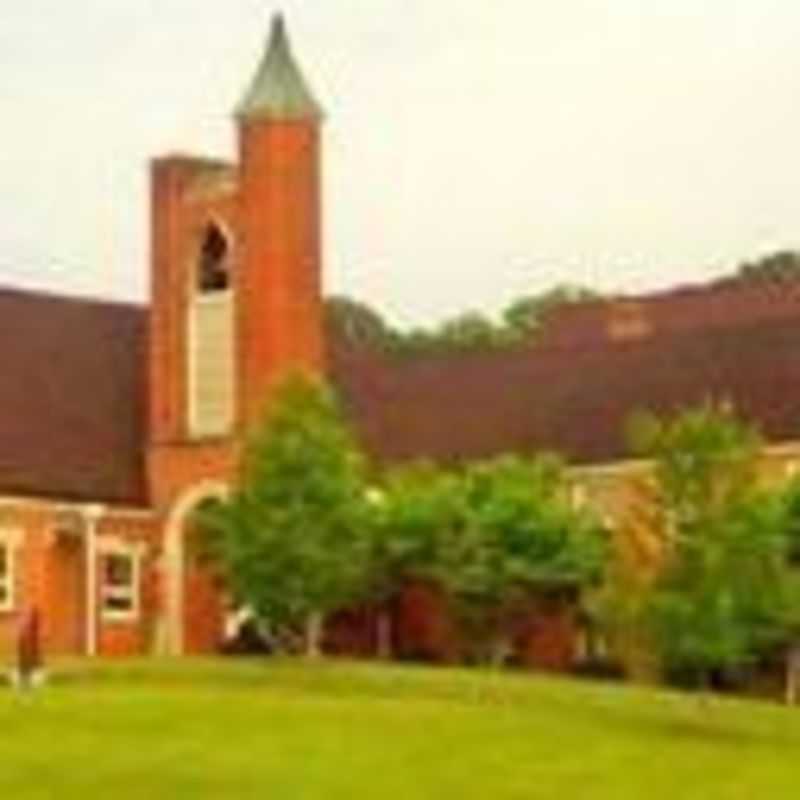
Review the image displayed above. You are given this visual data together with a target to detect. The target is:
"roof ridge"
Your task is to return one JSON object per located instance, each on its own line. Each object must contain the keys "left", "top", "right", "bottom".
{"left": 0, "top": 284, "right": 145, "bottom": 311}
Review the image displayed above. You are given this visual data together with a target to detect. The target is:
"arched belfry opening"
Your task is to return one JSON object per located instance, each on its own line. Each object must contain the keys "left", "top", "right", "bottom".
{"left": 188, "top": 221, "right": 235, "bottom": 438}
{"left": 197, "top": 223, "right": 232, "bottom": 294}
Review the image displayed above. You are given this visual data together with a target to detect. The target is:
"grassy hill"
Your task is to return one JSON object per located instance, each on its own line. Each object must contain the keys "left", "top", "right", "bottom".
{"left": 0, "top": 659, "right": 797, "bottom": 798}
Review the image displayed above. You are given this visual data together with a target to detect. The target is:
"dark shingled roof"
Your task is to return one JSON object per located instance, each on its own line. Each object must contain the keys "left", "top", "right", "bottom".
{"left": 1, "top": 277, "right": 799, "bottom": 505}
{"left": 330, "top": 281, "right": 800, "bottom": 466}
{"left": 0, "top": 288, "right": 147, "bottom": 505}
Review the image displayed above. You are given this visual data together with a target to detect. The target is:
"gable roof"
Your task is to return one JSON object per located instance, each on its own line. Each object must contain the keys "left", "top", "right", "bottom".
{"left": 0, "top": 288, "right": 147, "bottom": 505}
{"left": 0, "top": 276, "right": 798, "bottom": 507}
{"left": 330, "top": 281, "right": 800, "bottom": 467}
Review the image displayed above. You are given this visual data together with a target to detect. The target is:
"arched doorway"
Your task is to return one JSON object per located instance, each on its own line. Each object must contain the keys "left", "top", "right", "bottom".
{"left": 161, "top": 482, "right": 229, "bottom": 656}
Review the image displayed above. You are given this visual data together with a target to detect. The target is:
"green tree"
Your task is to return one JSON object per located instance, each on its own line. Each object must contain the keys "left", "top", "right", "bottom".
{"left": 324, "top": 283, "right": 602, "bottom": 358}
{"left": 386, "top": 313, "right": 509, "bottom": 356}
{"left": 437, "top": 311, "right": 504, "bottom": 350}
{"left": 736, "top": 250, "right": 800, "bottom": 284}
{"left": 502, "top": 284, "right": 599, "bottom": 337}
{"left": 442, "top": 455, "right": 607, "bottom": 666}
{"left": 200, "top": 372, "right": 370, "bottom": 657}
{"left": 628, "top": 406, "right": 793, "bottom": 690}
{"left": 325, "top": 295, "right": 391, "bottom": 349}
{"left": 364, "top": 462, "right": 464, "bottom": 657}
{"left": 772, "top": 479, "right": 800, "bottom": 704}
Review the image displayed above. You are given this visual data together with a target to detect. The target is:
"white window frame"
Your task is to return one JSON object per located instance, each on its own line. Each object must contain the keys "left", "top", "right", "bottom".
{"left": 0, "top": 536, "right": 14, "bottom": 614}
{"left": 100, "top": 546, "right": 141, "bottom": 622}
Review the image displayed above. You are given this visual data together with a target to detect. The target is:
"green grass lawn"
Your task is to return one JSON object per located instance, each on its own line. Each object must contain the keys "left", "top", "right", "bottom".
{"left": 0, "top": 658, "right": 797, "bottom": 799}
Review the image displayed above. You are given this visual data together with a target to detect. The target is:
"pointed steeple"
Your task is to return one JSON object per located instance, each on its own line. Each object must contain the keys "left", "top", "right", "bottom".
{"left": 236, "top": 13, "right": 323, "bottom": 121}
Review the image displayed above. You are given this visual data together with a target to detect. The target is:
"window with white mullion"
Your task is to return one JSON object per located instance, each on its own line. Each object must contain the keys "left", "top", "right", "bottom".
{"left": 101, "top": 551, "right": 140, "bottom": 621}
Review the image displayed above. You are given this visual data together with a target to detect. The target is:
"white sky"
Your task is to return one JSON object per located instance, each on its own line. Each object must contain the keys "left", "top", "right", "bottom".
{"left": 2, "top": 1, "right": 799, "bottom": 326}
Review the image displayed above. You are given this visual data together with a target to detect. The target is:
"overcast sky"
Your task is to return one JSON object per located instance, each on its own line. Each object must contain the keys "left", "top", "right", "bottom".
{"left": 2, "top": 1, "right": 800, "bottom": 325}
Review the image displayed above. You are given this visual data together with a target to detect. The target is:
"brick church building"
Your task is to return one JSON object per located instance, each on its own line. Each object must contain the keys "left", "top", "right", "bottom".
{"left": 2, "top": 16, "right": 800, "bottom": 662}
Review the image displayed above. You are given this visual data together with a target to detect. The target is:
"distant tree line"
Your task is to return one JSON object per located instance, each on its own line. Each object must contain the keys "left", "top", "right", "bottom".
{"left": 328, "top": 249, "right": 800, "bottom": 358}
{"left": 733, "top": 250, "right": 800, "bottom": 284}
{"left": 326, "top": 284, "right": 599, "bottom": 357}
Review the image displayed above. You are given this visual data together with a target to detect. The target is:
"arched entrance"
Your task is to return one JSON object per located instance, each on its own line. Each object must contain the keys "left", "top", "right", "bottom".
{"left": 161, "top": 481, "right": 229, "bottom": 656}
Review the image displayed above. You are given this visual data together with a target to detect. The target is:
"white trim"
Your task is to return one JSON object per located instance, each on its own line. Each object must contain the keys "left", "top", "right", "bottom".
{"left": 568, "top": 439, "right": 800, "bottom": 481}
{"left": 0, "top": 496, "right": 152, "bottom": 518}
{"left": 82, "top": 503, "right": 105, "bottom": 656}
{"left": 569, "top": 458, "right": 651, "bottom": 480}
{"left": 193, "top": 288, "right": 233, "bottom": 306}
{"left": 162, "top": 481, "right": 229, "bottom": 656}
{"left": 0, "top": 531, "right": 17, "bottom": 614}
{"left": 97, "top": 537, "right": 147, "bottom": 557}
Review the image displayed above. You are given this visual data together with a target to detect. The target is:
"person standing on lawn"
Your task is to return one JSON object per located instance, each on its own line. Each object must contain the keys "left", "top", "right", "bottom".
{"left": 15, "top": 606, "right": 43, "bottom": 690}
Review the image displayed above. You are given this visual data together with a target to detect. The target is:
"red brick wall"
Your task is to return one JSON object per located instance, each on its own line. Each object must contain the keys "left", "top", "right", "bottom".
{"left": 147, "top": 441, "right": 237, "bottom": 511}
{"left": 46, "top": 536, "right": 85, "bottom": 655}
{"left": 323, "top": 583, "right": 578, "bottom": 671}
{"left": 183, "top": 563, "right": 226, "bottom": 655}
{"left": 237, "top": 119, "right": 324, "bottom": 427}
{"left": 144, "top": 117, "right": 325, "bottom": 657}
{"left": 148, "top": 122, "right": 324, "bottom": 458}
{"left": 149, "top": 157, "right": 193, "bottom": 446}
{"left": 148, "top": 156, "right": 239, "bottom": 447}
{"left": 393, "top": 582, "right": 461, "bottom": 664}
{"left": 0, "top": 505, "right": 52, "bottom": 657}
{"left": 513, "top": 601, "right": 578, "bottom": 672}
{"left": 95, "top": 513, "right": 160, "bottom": 658}
{"left": 0, "top": 505, "right": 161, "bottom": 659}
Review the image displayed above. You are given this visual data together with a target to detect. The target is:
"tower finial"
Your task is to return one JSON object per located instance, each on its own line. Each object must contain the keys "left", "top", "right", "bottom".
{"left": 236, "top": 13, "right": 323, "bottom": 121}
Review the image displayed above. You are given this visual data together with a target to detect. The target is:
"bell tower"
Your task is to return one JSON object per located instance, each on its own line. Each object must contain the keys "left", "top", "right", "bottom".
{"left": 146, "top": 14, "right": 325, "bottom": 507}
{"left": 235, "top": 13, "right": 325, "bottom": 427}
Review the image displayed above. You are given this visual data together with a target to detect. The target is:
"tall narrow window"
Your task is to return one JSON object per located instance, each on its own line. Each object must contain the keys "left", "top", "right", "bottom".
{"left": 198, "top": 224, "right": 231, "bottom": 293}
{"left": 189, "top": 221, "right": 235, "bottom": 437}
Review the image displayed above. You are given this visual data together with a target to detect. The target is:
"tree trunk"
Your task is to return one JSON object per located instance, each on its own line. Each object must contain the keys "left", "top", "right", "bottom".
{"left": 377, "top": 610, "right": 393, "bottom": 661}
{"left": 305, "top": 612, "right": 324, "bottom": 659}
{"left": 785, "top": 644, "right": 800, "bottom": 706}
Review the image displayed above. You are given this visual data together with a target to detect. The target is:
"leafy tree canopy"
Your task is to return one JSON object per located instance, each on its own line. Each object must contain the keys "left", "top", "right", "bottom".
{"left": 627, "top": 405, "right": 761, "bottom": 530}
{"left": 626, "top": 405, "right": 798, "bottom": 687}
{"left": 199, "top": 372, "right": 371, "bottom": 653}
{"left": 735, "top": 250, "right": 800, "bottom": 284}
{"left": 325, "top": 295, "right": 391, "bottom": 349}
{"left": 368, "top": 462, "right": 465, "bottom": 593}
{"left": 440, "top": 455, "right": 608, "bottom": 663}
{"left": 502, "top": 285, "right": 600, "bottom": 336}
{"left": 325, "top": 283, "right": 598, "bottom": 357}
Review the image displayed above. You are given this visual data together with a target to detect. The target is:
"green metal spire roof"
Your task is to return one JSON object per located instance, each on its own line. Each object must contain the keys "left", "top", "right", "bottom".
{"left": 236, "top": 14, "right": 323, "bottom": 121}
